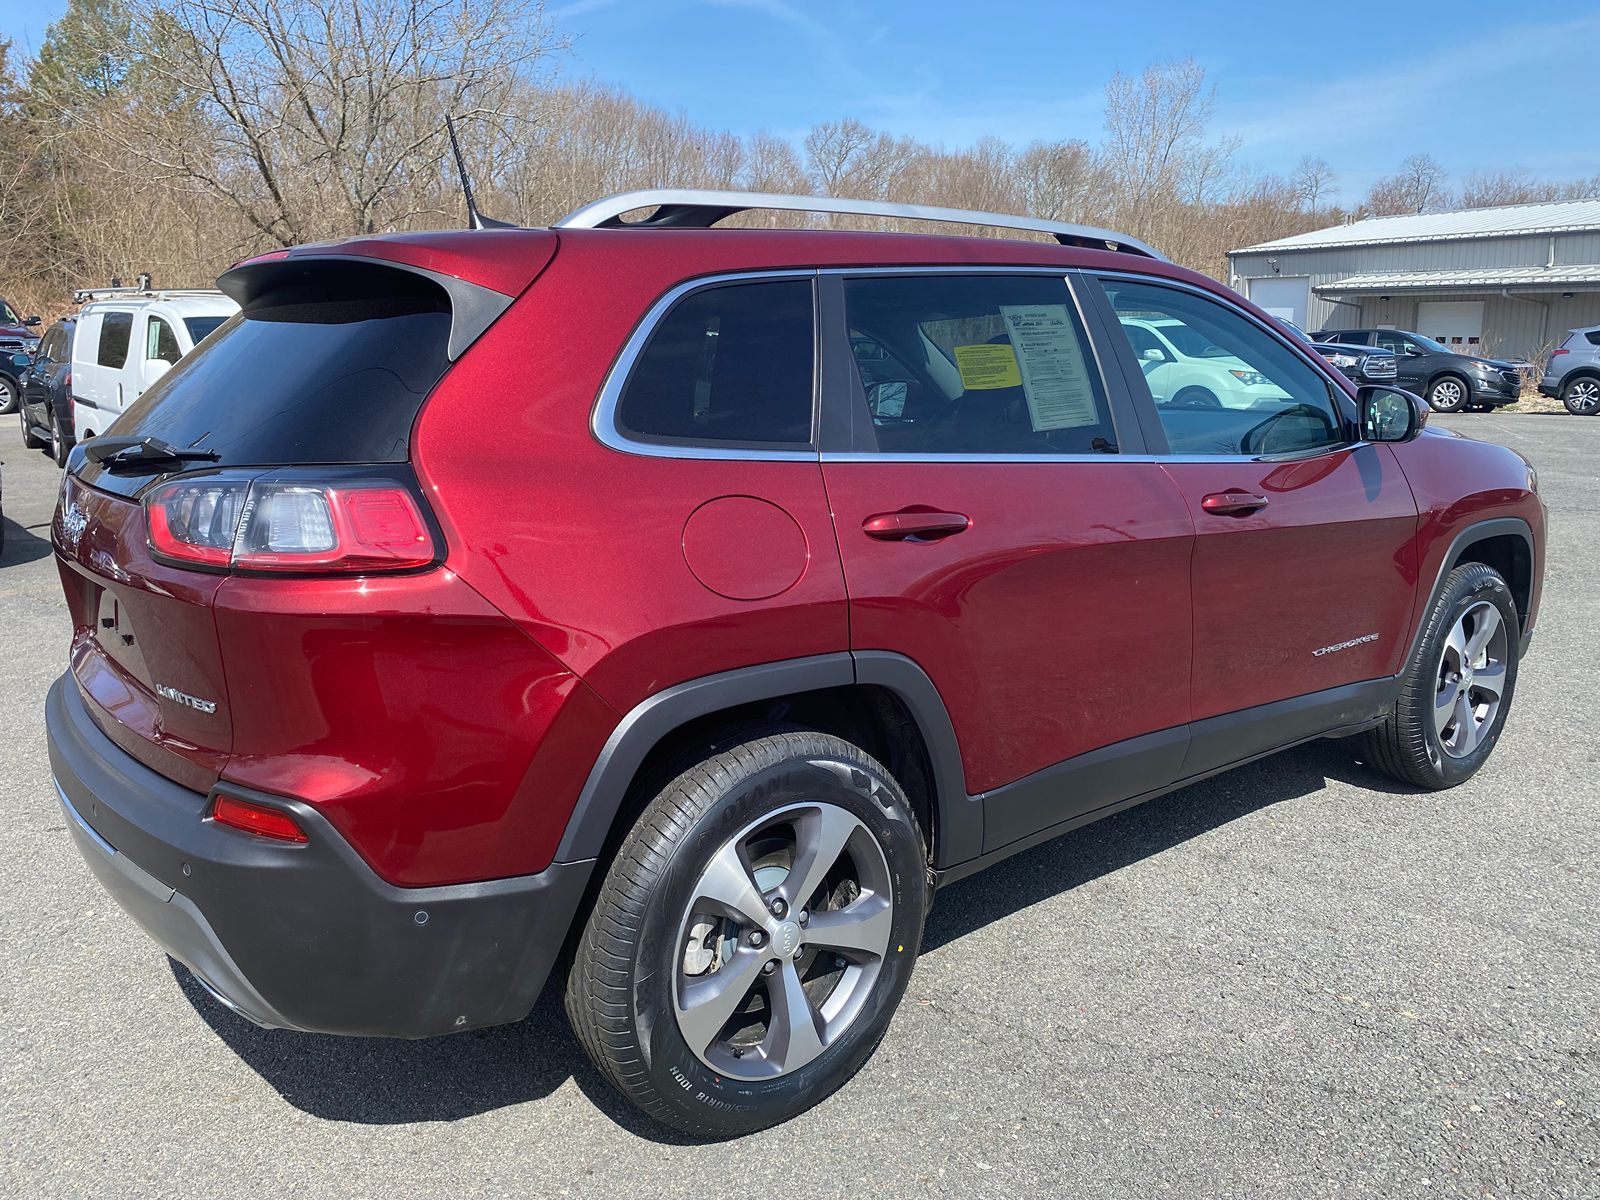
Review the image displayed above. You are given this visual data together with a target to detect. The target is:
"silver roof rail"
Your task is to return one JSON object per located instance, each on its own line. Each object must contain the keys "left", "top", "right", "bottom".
{"left": 553, "top": 189, "right": 1166, "bottom": 260}
{"left": 72, "top": 286, "right": 225, "bottom": 304}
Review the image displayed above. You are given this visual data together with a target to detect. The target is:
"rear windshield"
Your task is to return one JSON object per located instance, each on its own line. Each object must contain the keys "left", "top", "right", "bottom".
{"left": 111, "top": 271, "right": 452, "bottom": 466}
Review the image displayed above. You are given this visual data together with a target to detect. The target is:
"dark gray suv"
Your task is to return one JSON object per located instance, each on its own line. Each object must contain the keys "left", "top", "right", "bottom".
{"left": 1317, "top": 327, "right": 1522, "bottom": 412}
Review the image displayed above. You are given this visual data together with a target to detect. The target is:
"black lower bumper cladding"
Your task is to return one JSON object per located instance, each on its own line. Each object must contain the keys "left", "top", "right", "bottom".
{"left": 46, "top": 674, "right": 593, "bottom": 1038}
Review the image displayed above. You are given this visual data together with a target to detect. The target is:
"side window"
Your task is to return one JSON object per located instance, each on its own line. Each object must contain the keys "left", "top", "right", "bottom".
{"left": 147, "top": 317, "right": 182, "bottom": 363}
{"left": 615, "top": 279, "right": 814, "bottom": 447}
{"left": 841, "top": 273, "right": 1116, "bottom": 455}
{"left": 1372, "top": 330, "right": 1408, "bottom": 354}
{"left": 97, "top": 311, "right": 133, "bottom": 368}
{"left": 1099, "top": 278, "right": 1347, "bottom": 458}
{"left": 1585, "top": 331, "right": 1600, "bottom": 347}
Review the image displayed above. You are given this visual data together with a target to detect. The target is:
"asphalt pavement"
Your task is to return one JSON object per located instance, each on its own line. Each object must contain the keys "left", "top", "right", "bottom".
{"left": 1, "top": 413, "right": 1595, "bottom": 1198}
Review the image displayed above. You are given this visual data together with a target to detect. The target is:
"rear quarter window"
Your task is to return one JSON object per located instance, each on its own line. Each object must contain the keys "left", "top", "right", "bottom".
{"left": 97, "top": 311, "right": 133, "bottom": 367}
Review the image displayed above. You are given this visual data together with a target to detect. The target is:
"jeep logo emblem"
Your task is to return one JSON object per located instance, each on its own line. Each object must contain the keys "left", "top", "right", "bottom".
{"left": 772, "top": 921, "right": 801, "bottom": 957}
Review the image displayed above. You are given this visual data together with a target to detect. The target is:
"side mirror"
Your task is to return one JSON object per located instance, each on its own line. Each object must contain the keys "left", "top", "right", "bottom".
{"left": 866, "top": 380, "right": 908, "bottom": 420}
{"left": 1359, "top": 385, "right": 1427, "bottom": 443}
{"left": 145, "top": 358, "right": 174, "bottom": 383}
{"left": 1141, "top": 347, "right": 1167, "bottom": 363}
{"left": 23, "top": 315, "right": 41, "bottom": 327}
{"left": 1402, "top": 344, "right": 1422, "bottom": 356}
{"left": 10, "top": 352, "right": 31, "bottom": 369}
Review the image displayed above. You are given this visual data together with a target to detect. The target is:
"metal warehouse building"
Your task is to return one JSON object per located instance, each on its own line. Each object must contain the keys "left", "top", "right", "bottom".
{"left": 1228, "top": 199, "right": 1600, "bottom": 362}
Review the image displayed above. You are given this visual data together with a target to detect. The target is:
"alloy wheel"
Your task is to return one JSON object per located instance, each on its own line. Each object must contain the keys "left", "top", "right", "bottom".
{"left": 1433, "top": 600, "right": 1508, "bottom": 759}
{"left": 1430, "top": 379, "right": 1465, "bottom": 410}
{"left": 1567, "top": 379, "right": 1600, "bottom": 414}
{"left": 673, "top": 801, "right": 895, "bottom": 1081}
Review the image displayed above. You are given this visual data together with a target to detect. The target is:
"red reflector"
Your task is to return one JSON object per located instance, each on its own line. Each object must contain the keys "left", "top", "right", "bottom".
{"left": 211, "top": 795, "right": 308, "bottom": 843}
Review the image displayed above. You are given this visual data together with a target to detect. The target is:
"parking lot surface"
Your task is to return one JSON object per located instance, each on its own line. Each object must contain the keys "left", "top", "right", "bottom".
{"left": 1, "top": 414, "right": 1596, "bottom": 1198}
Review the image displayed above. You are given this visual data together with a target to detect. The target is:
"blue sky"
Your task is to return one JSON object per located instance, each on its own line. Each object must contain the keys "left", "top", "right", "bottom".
{"left": 3, "top": 0, "right": 1593, "bottom": 203}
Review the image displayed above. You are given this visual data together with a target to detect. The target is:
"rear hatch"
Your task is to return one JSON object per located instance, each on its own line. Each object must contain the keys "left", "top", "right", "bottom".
{"left": 55, "top": 238, "right": 554, "bottom": 791}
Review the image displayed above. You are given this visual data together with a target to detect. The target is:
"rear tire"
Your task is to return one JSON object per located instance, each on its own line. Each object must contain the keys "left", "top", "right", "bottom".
{"left": 1562, "top": 375, "right": 1600, "bottom": 415}
{"left": 566, "top": 728, "right": 927, "bottom": 1137}
{"left": 1426, "top": 374, "right": 1471, "bottom": 413}
{"left": 20, "top": 408, "right": 45, "bottom": 450}
{"left": 49, "top": 408, "right": 71, "bottom": 467}
{"left": 1361, "top": 563, "right": 1519, "bottom": 789}
{"left": 0, "top": 375, "right": 18, "bottom": 415}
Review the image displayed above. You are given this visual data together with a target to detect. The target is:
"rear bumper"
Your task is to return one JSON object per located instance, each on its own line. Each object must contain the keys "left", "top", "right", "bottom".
{"left": 46, "top": 674, "right": 594, "bottom": 1038}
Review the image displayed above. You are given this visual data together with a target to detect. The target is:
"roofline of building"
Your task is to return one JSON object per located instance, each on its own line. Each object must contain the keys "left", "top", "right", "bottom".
{"left": 1231, "top": 221, "right": 1600, "bottom": 256}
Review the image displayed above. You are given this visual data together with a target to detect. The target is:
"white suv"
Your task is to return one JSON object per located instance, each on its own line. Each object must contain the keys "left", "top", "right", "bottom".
{"left": 1120, "top": 316, "right": 1292, "bottom": 410}
{"left": 71, "top": 289, "right": 239, "bottom": 440}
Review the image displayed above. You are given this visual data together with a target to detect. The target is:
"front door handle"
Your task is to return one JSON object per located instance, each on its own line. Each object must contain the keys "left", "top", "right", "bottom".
{"left": 1200, "top": 491, "right": 1269, "bottom": 517}
{"left": 862, "top": 509, "right": 971, "bottom": 541}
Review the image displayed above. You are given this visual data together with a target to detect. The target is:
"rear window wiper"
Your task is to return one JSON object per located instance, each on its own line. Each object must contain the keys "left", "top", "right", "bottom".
{"left": 83, "top": 435, "right": 222, "bottom": 473}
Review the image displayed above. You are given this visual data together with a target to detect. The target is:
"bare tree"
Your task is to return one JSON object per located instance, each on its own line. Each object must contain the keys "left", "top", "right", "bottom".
{"left": 1291, "top": 155, "right": 1336, "bottom": 212}
{"left": 1015, "top": 138, "right": 1100, "bottom": 223}
{"left": 803, "top": 118, "right": 916, "bottom": 202}
{"left": 1365, "top": 153, "right": 1450, "bottom": 215}
{"left": 91, "top": 0, "right": 567, "bottom": 245}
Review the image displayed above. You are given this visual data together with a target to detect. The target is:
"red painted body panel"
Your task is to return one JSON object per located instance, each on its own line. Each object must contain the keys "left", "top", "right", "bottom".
{"left": 53, "top": 474, "right": 233, "bottom": 793}
{"left": 212, "top": 570, "right": 617, "bottom": 885}
{"left": 53, "top": 223, "right": 1548, "bottom": 892}
{"left": 1388, "top": 427, "right": 1546, "bottom": 635}
{"left": 819, "top": 460, "right": 1195, "bottom": 794}
{"left": 1158, "top": 444, "right": 1420, "bottom": 720}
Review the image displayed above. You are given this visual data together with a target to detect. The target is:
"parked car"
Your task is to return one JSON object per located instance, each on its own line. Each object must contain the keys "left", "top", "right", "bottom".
{"left": 0, "top": 296, "right": 43, "bottom": 415}
{"left": 1275, "top": 318, "right": 1400, "bottom": 385}
{"left": 16, "top": 318, "right": 77, "bottom": 465}
{"left": 1315, "top": 327, "right": 1522, "bottom": 412}
{"left": 46, "top": 191, "right": 1546, "bottom": 1138}
{"left": 1538, "top": 325, "right": 1600, "bottom": 415}
{"left": 69, "top": 289, "right": 238, "bottom": 441}
{"left": 1118, "top": 315, "right": 1293, "bottom": 409}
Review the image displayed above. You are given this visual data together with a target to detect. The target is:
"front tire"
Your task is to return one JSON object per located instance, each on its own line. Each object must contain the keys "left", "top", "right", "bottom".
{"left": 0, "top": 375, "right": 18, "bottom": 415}
{"left": 1362, "top": 562, "right": 1519, "bottom": 789}
{"left": 1426, "top": 374, "right": 1471, "bottom": 413}
{"left": 566, "top": 728, "right": 928, "bottom": 1137}
{"left": 1562, "top": 375, "right": 1600, "bottom": 415}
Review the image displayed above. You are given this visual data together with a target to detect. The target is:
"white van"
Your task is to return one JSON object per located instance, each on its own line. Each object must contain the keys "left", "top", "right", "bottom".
{"left": 71, "top": 290, "right": 240, "bottom": 440}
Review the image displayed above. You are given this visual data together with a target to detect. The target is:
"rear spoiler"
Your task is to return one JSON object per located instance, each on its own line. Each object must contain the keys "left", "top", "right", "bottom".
{"left": 217, "top": 255, "right": 515, "bottom": 361}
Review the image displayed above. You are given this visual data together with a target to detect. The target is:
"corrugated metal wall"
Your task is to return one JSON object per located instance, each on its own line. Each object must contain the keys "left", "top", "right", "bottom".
{"left": 1228, "top": 231, "right": 1600, "bottom": 359}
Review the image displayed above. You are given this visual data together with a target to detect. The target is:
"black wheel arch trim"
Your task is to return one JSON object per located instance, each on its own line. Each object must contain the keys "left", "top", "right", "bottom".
{"left": 554, "top": 650, "right": 980, "bottom": 871}
{"left": 1409, "top": 517, "right": 1536, "bottom": 663}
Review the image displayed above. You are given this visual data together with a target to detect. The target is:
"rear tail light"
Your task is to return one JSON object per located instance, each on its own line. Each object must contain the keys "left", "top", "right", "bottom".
{"left": 211, "top": 794, "right": 308, "bottom": 843}
{"left": 63, "top": 372, "right": 71, "bottom": 388}
{"left": 1551, "top": 348, "right": 1568, "bottom": 357}
{"left": 145, "top": 471, "right": 437, "bottom": 574}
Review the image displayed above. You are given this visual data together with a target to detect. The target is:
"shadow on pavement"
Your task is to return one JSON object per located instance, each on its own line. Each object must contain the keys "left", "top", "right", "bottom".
{"left": 175, "top": 736, "right": 1418, "bottom": 1139}
{"left": 0, "top": 511, "right": 53, "bottom": 566}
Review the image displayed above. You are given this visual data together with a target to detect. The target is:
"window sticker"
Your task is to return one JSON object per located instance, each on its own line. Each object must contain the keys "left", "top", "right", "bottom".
{"left": 952, "top": 342, "right": 1023, "bottom": 390}
{"left": 998, "top": 304, "right": 1098, "bottom": 430}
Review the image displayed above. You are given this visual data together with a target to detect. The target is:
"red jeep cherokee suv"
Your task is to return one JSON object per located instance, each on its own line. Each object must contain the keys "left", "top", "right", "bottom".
{"left": 47, "top": 191, "right": 1545, "bottom": 1136}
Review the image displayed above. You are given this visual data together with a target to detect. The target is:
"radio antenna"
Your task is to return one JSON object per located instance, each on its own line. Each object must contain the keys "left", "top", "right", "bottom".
{"left": 444, "top": 115, "right": 518, "bottom": 230}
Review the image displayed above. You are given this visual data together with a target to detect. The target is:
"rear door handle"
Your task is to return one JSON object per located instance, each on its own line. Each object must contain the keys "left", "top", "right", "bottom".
{"left": 1200, "top": 491, "right": 1269, "bottom": 517}
{"left": 862, "top": 509, "right": 971, "bottom": 541}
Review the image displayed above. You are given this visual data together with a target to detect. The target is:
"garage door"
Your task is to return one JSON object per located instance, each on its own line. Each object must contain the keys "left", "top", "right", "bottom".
{"left": 1417, "top": 300, "right": 1485, "bottom": 350}
{"left": 1247, "top": 277, "right": 1310, "bottom": 330}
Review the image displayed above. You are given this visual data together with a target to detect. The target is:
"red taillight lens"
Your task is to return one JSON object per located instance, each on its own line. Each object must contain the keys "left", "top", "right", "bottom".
{"left": 211, "top": 794, "right": 308, "bottom": 843}
{"left": 146, "top": 477, "right": 251, "bottom": 567}
{"left": 1551, "top": 348, "right": 1568, "bottom": 357}
{"left": 145, "top": 473, "right": 436, "bottom": 574}
{"left": 232, "top": 483, "right": 433, "bottom": 572}
{"left": 63, "top": 372, "right": 72, "bottom": 388}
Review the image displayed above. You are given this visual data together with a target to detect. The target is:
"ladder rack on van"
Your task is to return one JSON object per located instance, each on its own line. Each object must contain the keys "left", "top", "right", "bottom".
{"left": 553, "top": 189, "right": 1167, "bottom": 260}
{"left": 72, "top": 287, "right": 225, "bottom": 304}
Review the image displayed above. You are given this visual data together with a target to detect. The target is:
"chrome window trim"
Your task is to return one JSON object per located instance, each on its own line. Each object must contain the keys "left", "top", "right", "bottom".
{"left": 1090, "top": 267, "right": 1362, "bottom": 462}
{"left": 819, "top": 447, "right": 1374, "bottom": 466}
{"left": 591, "top": 269, "right": 822, "bottom": 462}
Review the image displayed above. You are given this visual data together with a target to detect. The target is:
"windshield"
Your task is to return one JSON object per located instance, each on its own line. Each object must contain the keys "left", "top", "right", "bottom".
{"left": 1411, "top": 332, "right": 1454, "bottom": 354}
{"left": 183, "top": 316, "right": 228, "bottom": 344}
{"left": 1154, "top": 321, "right": 1231, "bottom": 358}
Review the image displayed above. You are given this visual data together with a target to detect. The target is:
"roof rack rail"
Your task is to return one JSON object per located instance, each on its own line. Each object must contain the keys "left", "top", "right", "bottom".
{"left": 72, "top": 286, "right": 226, "bottom": 304}
{"left": 553, "top": 189, "right": 1166, "bottom": 260}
